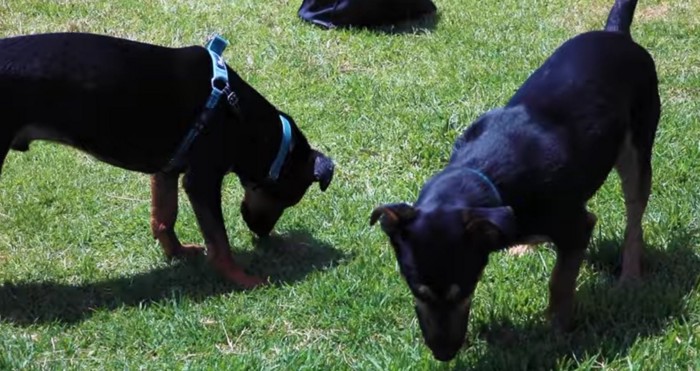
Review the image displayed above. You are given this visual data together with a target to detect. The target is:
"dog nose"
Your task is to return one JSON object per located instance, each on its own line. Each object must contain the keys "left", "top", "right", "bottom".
{"left": 431, "top": 347, "right": 459, "bottom": 362}
{"left": 251, "top": 223, "right": 273, "bottom": 237}
{"left": 428, "top": 339, "right": 463, "bottom": 362}
{"left": 249, "top": 221, "right": 273, "bottom": 237}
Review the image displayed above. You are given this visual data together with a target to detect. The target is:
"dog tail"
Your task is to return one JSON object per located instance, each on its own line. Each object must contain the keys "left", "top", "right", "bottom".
{"left": 604, "top": 0, "right": 638, "bottom": 34}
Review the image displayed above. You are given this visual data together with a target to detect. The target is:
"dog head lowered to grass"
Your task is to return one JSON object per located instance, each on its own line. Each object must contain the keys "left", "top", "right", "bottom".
{"left": 372, "top": 0, "right": 659, "bottom": 361}
{"left": 237, "top": 111, "right": 335, "bottom": 237}
{"left": 370, "top": 181, "right": 517, "bottom": 361}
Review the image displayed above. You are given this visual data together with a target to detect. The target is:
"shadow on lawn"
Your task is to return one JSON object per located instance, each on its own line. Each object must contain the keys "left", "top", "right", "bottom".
{"left": 0, "top": 229, "right": 350, "bottom": 326}
{"left": 376, "top": 12, "right": 441, "bottom": 35}
{"left": 461, "top": 227, "right": 700, "bottom": 370}
{"left": 331, "top": 11, "right": 440, "bottom": 35}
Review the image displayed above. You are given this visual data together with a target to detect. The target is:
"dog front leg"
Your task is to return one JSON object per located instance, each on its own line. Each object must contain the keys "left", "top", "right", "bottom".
{"left": 547, "top": 247, "right": 586, "bottom": 331}
{"left": 182, "top": 170, "right": 265, "bottom": 289}
{"left": 150, "top": 173, "right": 205, "bottom": 259}
{"left": 547, "top": 211, "right": 596, "bottom": 331}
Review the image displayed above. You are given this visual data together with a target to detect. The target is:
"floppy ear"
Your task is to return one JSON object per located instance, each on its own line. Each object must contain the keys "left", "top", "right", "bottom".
{"left": 370, "top": 203, "right": 417, "bottom": 233}
{"left": 312, "top": 150, "right": 335, "bottom": 191}
{"left": 462, "top": 206, "right": 517, "bottom": 249}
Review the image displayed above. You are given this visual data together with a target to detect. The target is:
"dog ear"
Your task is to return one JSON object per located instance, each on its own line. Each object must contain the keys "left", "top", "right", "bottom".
{"left": 462, "top": 206, "right": 517, "bottom": 249}
{"left": 312, "top": 150, "right": 334, "bottom": 191}
{"left": 370, "top": 203, "right": 417, "bottom": 233}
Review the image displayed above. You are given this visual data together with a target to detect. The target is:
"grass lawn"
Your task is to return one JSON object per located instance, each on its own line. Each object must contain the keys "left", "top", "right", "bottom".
{"left": 1, "top": 0, "right": 699, "bottom": 369}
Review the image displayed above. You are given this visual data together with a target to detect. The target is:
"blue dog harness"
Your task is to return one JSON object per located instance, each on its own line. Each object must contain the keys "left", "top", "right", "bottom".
{"left": 164, "top": 34, "right": 293, "bottom": 181}
{"left": 464, "top": 168, "right": 503, "bottom": 205}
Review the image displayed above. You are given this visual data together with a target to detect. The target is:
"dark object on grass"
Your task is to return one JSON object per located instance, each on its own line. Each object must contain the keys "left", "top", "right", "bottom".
{"left": 298, "top": 0, "right": 437, "bottom": 29}
{"left": 370, "top": 0, "right": 658, "bottom": 362}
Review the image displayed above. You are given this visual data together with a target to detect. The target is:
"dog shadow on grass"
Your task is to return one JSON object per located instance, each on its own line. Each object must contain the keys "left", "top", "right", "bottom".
{"left": 0, "top": 229, "right": 350, "bottom": 326}
{"left": 460, "top": 227, "right": 700, "bottom": 370}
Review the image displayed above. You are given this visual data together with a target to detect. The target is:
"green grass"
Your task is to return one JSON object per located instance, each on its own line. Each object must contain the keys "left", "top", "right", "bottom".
{"left": 1, "top": 0, "right": 699, "bottom": 369}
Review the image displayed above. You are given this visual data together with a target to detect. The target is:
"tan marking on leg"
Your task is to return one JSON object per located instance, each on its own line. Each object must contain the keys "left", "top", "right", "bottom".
{"left": 615, "top": 133, "right": 650, "bottom": 283}
{"left": 507, "top": 244, "right": 535, "bottom": 256}
{"left": 507, "top": 235, "right": 550, "bottom": 256}
{"left": 547, "top": 248, "right": 586, "bottom": 331}
{"left": 150, "top": 173, "right": 204, "bottom": 259}
{"left": 620, "top": 202, "right": 644, "bottom": 283}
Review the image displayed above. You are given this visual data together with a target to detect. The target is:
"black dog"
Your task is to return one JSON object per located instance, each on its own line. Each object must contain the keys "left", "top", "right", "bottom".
{"left": 371, "top": 0, "right": 658, "bottom": 361}
{"left": 0, "top": 32, "right": 334, "bottom": 289}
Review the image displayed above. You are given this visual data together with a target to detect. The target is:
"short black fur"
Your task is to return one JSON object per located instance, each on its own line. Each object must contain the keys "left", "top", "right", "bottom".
{"left": 371, "top": 0, "right": 658, "bottom": 361}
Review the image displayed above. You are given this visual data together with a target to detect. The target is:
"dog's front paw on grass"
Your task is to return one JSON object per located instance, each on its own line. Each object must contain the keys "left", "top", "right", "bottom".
{"left": 212, "top": 259, "right": 268, "bottom": 289}
{"left": 227, "top": 271, "right": 268, "bottom": 290}
{"left": 616, "top": 272, "right": 642, "bottom": 289}
{"left": 167, "top": 244, "right": 206, "bottom": 260}
{"left": 546, "top": 304, "right": 575, "bottom": 335}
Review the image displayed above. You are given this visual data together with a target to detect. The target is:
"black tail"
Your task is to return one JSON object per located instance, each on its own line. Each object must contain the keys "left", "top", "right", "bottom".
{"left": 604, "top": 0, "right": 638, "bottom": 34}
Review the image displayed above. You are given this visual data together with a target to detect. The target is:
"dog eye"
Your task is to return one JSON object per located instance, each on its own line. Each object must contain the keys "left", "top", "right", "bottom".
{"left": 445, "top": 284, "right": 460, "bottom": 301}
{"left": 415, "top": 285, "right": 437, "bottom": 301}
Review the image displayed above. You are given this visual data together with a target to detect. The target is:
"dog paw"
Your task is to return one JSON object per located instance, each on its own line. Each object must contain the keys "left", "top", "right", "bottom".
{"left": 222, "top": 269, "right": 267, "bottom": 289}
{"left": 212, "top": 259, "right": 268, "bottom": 289}
{"left": 616, "top": 272, "right": 642, "bottom": 288}
{"left": 168, "top": 244, "right": 206, "bottom": 260}
{"left": 547, "top": 312, "right": 574, "bottom": 334}
{"left": 545, "top": 302, "right": 574, "bottom": 333}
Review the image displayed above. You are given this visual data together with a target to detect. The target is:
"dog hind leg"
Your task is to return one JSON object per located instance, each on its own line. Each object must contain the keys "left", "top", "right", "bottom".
{"left": 615, "top": 95, "right": 660, "bottom": 283}
{"left": 615, "top": 134, "right": 647, "bottom": 282}
{"left": 507, "top": 235, "right": 551, "bottom": 256}
{"left": 150, "top": 172, "right": 204, "bottom": 259}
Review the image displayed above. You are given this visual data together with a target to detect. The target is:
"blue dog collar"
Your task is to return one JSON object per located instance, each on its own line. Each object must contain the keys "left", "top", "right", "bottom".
{"left": 465, "top": 168, "right": 502, "bottom": 205}
{"left": 204, "top": 35, "right": 230, "bottom": 109}
{"left": 268, "top": 115, "right": 294, "bottom": 180}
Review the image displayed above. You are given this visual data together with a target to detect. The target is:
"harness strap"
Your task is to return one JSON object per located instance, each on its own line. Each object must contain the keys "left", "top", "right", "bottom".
{"left": 162, "top": 35, "right": 230, "bottom": 173}
{"left": 204, "top": 36, "right": 229, "bottom": 109}
{"left": 162, "top": 34, "right": 294, "bottom": 181}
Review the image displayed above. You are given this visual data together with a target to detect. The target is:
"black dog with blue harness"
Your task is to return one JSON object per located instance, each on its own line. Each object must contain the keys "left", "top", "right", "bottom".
{"left": 0, "top": 32, "right": 334, "bottom": 288}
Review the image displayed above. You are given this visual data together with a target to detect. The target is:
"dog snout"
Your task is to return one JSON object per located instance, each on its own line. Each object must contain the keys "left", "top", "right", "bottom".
{"left": 240, "top": 201, "right": 282, "bottom": 237}
{"left": 415, "top": 299, "right": 471, "bottom": 362}
{"left": 240, "top": 186, "right": 287, "bottom": 237}
{"left": 431, "top": 346, "right": 462, "bottom": 362}
{"left": 422, "top": 328, "right": 467, "bottom": 362}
